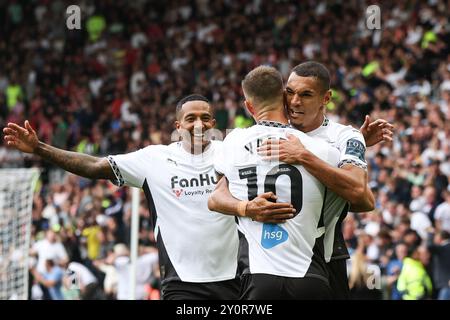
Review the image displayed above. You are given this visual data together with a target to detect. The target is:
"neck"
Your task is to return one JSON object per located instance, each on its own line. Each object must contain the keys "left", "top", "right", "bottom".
{"left": 294, "top": 113, "right": 325, "bottom": 133}
{"left": 181, "top": 141, "right": 210, "bottom": 155}
{"left": 255, "top": 107, "right": 289, "bottom": 124}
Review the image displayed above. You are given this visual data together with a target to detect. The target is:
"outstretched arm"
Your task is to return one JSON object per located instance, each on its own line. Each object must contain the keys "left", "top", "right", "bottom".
{"left": 208, "top": 176, "right": 295, "bottom": 223}
{"left": 3, "top": 121, "right": 115, "bottom": 181}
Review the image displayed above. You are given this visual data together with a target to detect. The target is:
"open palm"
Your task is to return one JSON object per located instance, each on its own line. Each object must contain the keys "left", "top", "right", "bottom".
{"left": 360, "top": 115, "right": 394, "bottom": 147}
{"left": 3, "top": 121, "right": 39, "bottom": 154}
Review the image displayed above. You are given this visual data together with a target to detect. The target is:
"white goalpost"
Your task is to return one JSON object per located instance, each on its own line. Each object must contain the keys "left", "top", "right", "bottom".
{"left": 0, "top": 168, "right": 40, "bottom": 300}
{"left": 129, "top": 187, "right": 140, "bottom": 300}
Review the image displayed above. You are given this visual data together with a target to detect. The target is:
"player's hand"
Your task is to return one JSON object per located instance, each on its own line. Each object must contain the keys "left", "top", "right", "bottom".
{"left": 245, "top": 192, "right": 296, "bottom": 224}
{"left": 3, "top": 121, "right": 39, "bottom": 153}
{"left": 360, "top": 115, "right": 394, "bottom": 147}
{"left": 257, "top": 134, "right": 305, "bottom": 164}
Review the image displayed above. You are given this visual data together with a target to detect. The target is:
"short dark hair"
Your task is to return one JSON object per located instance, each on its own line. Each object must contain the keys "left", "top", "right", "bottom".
{"left": 45, "top": 259, "right": 55, "bottom": 267}
{"left": 176, "top": 94, "right": 210, "bottom": 119}
{"left": 407, "top": 244, "right": 419, "bottom": 257}
{"left": 292, "top": 61, "right": 330, "bottom": 93}
{"left": 241, "top": 65, "right": 284, "bottom": 108}
{"left": 405, "top": 229, "right": 421, "bottom": 246}
{"left": 440, "top": 230, "right": 450, "bottom": 240}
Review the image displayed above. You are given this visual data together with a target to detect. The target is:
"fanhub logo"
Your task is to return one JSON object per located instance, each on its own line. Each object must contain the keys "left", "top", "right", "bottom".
{"left": 171, "top": 174, "right": 218, "bottom": 189}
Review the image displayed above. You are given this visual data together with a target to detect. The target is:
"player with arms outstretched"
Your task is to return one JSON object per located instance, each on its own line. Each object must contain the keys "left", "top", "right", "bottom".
{"left": 3, "top": 95, "right": 294, "bottom": 300}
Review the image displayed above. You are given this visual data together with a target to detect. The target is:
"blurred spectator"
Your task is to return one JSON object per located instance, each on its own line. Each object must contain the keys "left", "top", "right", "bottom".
{"left": 348, "top": 238, "right": 382, "bottom": 300}
{"left": 31, "top": 229, "right": 68, "bottom": 275}
{"left": 343, "top": 213, "right": 358, "bottom": 254}
{"left": 411, "top": 211, "right": 432, "bottom": 240}
{"left": 426, "top": 230, "right": 450, "bottom": 300}
{"left": 397, "top": 245, "right": 433, "bottom": 300}
{"left": 434, "top": 190, "right": 450, "bottom": 233}
{"left": 65, "top": 261, "right": 104, "bottom": 300}
{"left": 110, "top": 243, "right": 159, "bottom": 300}
{"left": 93, "top": 248, "right": 118, "bottom": 299}
{"left": 386, "top": 242, "right": 408, "bottom": 300}
{"left": 81, "top": 215, "right": 102, "bottom": 261}
{"left": 30, "top": 259, "right": 64, "bottom": 300}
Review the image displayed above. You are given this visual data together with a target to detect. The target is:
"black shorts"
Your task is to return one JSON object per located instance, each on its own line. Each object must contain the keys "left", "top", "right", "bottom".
{"left": 161, "top": 278, "right": 240, "bottom": 300}
{"left": 327, "top": 259, "right": 350, "bottom": 300}
{"left": 240, "top": 274, "right": 332, "bottom": 300}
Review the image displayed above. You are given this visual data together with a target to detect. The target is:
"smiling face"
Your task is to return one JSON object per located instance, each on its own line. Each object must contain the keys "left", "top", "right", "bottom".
{"left": 175, "top": 100, "right": 215, "bottom": 152}
{"left": 285, "top": 73, "right": 331, "bottom": 133}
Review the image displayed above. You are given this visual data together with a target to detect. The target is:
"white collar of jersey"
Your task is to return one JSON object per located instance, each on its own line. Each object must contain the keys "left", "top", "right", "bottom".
{"left": 256, "top": 120, "right": 291, "bottom": 128}
{"left": 298, "top": 115, "right": 329, "bottom": 136}
{"left": 286, "top": 116, "right": 328, "bottom": 130}
{"left": 177, "top": 141, "right": 214, "bottom": 157}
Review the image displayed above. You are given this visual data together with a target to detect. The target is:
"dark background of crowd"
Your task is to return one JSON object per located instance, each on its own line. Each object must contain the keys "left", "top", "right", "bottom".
{"left": 0, "top": 0, "right": 449, "bottom": 300}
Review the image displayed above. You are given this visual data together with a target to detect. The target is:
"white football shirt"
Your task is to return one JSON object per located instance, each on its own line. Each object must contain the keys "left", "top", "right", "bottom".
{"left": 305, "top": 117, "right": 368, "bottom": 262}
{"left": 215, "top": 121, "right": 340, "bottom": 279}
{"left": 107, "top": 141, "right": 239, "bottom": 283}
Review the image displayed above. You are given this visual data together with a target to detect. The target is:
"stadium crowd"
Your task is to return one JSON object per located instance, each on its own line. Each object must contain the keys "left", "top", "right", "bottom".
{"left": 0, "top": 0, "right": 449, "bottom": 299}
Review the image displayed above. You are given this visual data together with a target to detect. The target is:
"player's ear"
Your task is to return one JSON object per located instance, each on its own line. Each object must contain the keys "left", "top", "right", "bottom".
{"left": 175, "top": 120, "right": 181, "bottom": 130}
{"left": 322, "top": 89, "right": 332, "bottom": 106}
{"left": 211, "top": 118, "right": 216, "bottom": 127}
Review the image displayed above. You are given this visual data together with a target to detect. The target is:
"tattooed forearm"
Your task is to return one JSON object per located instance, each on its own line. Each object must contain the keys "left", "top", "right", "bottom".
{"left": 35, "top": 141, "right": 114, "bottom": 180}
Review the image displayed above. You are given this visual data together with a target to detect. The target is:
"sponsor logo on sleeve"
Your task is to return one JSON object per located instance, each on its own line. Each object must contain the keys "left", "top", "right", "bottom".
{"left": 345, "top": 139, "right": 366, "bottom": 162}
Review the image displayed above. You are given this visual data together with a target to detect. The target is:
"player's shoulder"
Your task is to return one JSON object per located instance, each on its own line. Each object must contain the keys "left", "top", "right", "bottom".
{"left": 286, "top": 127, "right": 310, "bottom": 139}
{"left": 326, "top": 118, "right": 358, "bottom": 134}
{"left": 146, "top": 143, "right": 168, "bottom": 150}
{"left": 132, "top": 144, "right": 168, "bottom": 157}
{"left": 328, "top": 119, "right": 365, "bottom": 145}
{"left": 222, "top": 127, "right": 247, "bottom": 147}
{"left": 223, "top": 127, "right": 244, "bottom": 141}
{"left": 287, "top": 127, "right": 328, "bottom": 147}
{"left": 210, "top": 139, "right": 223, "bottom": 147}
{"left": 209, "top": 139, "right": 224, "bottom": 154}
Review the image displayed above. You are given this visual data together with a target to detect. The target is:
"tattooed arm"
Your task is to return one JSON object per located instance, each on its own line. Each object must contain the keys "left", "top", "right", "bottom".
{"left": 35, "top": 141, "right": 114, "bottom": 180}
{"left": 3, "top": 121, "right": 115, "bottom": 180}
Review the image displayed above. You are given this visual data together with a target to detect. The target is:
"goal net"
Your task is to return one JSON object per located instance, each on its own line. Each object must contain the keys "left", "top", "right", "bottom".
{"left": 0, "top": 169, "right": 40, "bottom": 300}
